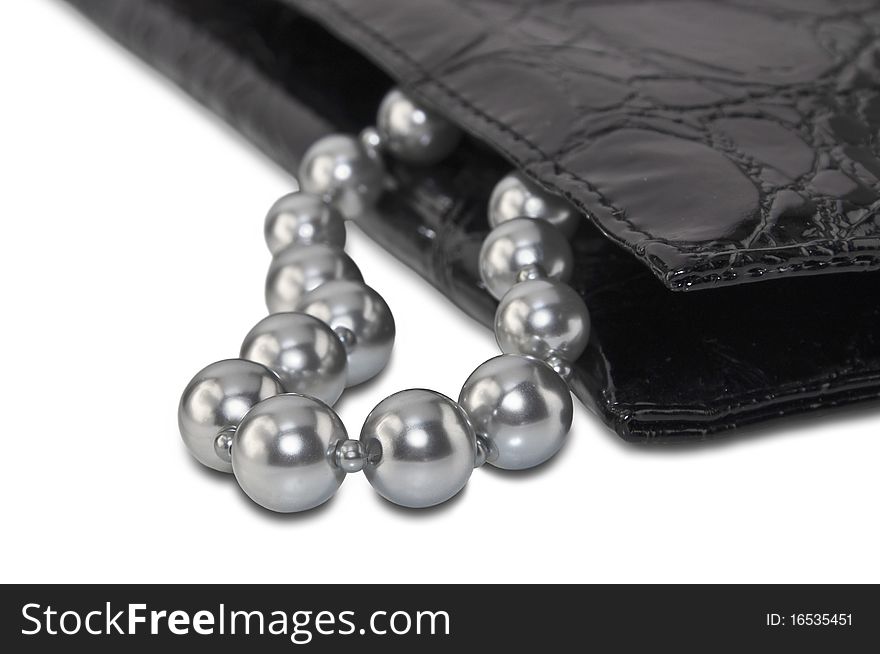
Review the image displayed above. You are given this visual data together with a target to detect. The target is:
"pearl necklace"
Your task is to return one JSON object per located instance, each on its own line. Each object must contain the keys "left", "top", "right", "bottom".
{"left": 179, "top": 88, "right": 591, "bottom": 512}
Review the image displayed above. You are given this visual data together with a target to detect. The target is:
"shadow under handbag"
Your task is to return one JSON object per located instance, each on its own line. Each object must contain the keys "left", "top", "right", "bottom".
{"left": 68, "top": 0, "right": 880, "bottom": 442}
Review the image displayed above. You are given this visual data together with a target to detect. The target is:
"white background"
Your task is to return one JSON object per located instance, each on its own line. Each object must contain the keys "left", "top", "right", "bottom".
{"left": 2, "top": 1, "right": 878, "bottom": 584}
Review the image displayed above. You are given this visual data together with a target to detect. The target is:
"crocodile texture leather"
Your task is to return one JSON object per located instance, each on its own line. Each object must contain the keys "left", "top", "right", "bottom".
{"left": 295, "top": 0, "right": 880, "bottom": 291}
{"left": 64, "top": 0, "right": 880, "bottom": 440}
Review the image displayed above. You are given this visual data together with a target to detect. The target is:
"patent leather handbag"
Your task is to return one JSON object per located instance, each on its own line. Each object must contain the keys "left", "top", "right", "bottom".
{"left": 67, "top": 0, "right": 880, "bottom": 441}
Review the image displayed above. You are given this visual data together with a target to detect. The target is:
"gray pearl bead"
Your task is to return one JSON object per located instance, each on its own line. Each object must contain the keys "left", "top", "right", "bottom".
{"left": 474, "top": 435, "right": 491, "bottom": 468}
{"left": 479, "top": 217, "right": 574, "bottom": 300}
{"left": 296, "top": 280, "right": 395, "bottom": 387}
{"left": 359, "top": 126, "right": 383, "bottom": 158}
{"left": 264, "top": 192, "right": 346, "bottom": 255}
{"left": 459, "top": 355, "right": 573, "bottom": 470}
{"left": 377, "top": 88, "right": 461, "bottom": 165}
{"left": 240, "top": 312, "right": 348, "bottom": 406}
{"left": 214, "top": 428, "right": 235, "bottom": 464}
{"left": 298, "top": 134, "right": 384, "bottom": 219}
{"left": 265, "top": 244, "right": 363, "bottom": 313}
{"left": 232, "top": 394, "right": 347, "bottom": 513}
{"left": 334, "top": 439, "right": 365, "bottom": 474}
{"left": 488, "top": 171, "right": 580, "bottom": 238}
{"left": 178, "top": 359, "right": 283, "bottom": 473}
{"left": 494, "top": 279, "right": 591, "bottom": 363}
{"left": 545, "top": 355, "right": 573, "bottom": 382}
{"left": 360, "top": 389, "right": 476, "bottom": 508}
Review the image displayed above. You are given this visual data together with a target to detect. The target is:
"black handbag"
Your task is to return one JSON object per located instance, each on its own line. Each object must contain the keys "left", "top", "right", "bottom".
{"left": 67, "top": 0, "right": 880, "bottom": 441}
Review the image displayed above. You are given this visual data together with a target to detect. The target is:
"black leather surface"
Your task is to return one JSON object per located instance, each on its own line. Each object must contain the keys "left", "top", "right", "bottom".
{"left": 64, "top": 0, "right": 880, "bottom": 440}
{"left": 296, "top": 0, "right": 880, "bottom": 292}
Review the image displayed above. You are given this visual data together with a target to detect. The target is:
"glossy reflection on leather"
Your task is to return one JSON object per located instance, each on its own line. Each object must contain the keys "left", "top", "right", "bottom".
{"left": 68, "top": 0, "right": 880, "bottom": 440}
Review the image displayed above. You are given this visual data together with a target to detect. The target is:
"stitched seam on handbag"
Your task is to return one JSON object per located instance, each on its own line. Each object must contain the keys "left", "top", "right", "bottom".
{"left": 627, "top": 372, "right": 880, "bottom": 414}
